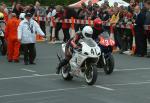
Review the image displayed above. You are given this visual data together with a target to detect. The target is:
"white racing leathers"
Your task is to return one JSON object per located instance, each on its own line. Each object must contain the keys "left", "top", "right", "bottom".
{"left": 18, "top": 18, "right": 45, "bottom": 44}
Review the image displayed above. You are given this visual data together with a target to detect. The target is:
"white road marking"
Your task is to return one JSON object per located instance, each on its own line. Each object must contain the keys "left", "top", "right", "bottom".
{"left": 0, "top": 73, "right": 59, "bottom": 81}
{"left": 0, "top": 86, "right": 87, "bottom": 98}
{"left": 98, "top": 67, "right": 150, "bottom": 73}
{"left": 114, "top": 68, "right": 150, "bottom": 72}
{"left": 105, "top": 81, "right": 150, "bottom": 86}
{"left": 21, "top": 68, "right": 36, "bottom": 73}
{"left": 94, "top": 85, "right": 114, "bottom": 91}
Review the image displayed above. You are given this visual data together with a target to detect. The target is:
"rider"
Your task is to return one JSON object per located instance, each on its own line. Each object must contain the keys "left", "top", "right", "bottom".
{"left": 56, "top": 26, "right": 93, "bottom": 74}
{"left": 92, "top": 18, "right": 104, "bottom": 41}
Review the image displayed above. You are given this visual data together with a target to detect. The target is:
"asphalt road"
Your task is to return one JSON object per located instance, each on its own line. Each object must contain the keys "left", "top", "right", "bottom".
{"left": 0, "top": 42, "right": 150, "bottom": 103}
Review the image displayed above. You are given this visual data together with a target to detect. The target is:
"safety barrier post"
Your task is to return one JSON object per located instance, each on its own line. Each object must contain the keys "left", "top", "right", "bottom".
{"left": 130, "top": 24, "right": 136, "bottom": 55}
{"left": 51, "top": 17, "right": 56, "bottom": 43}
{"left": 36, "top": 16, "right": 45, "bottom": 42}
{"left": 71, "top": 17, "right": 75, "bottom": 38}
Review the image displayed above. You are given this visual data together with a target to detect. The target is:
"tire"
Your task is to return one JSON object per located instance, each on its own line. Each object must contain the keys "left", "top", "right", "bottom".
{"left": 103, "top": 54, "right": 114, "bottom": 75}
{"left": 61, "top": 65, "right": 73, "bottom": 81}
{"left": 85, "top": 65, "right": 98, "bottom": 85}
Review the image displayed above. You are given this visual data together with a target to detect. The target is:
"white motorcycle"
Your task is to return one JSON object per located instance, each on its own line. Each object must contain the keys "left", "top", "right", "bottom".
{"left": 57, "top": 38, "right": 101, "bottom": 85}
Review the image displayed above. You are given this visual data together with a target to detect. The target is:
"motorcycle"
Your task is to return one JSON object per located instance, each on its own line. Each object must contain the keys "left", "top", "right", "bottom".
{"left": 97, "top": 31, "right": 115, "bottom": 75}
{"left": 0, "top": 21, "right": 7, "bottom": 56}
{"left": 57, "top": 38, "right": 101, "bottom": 85}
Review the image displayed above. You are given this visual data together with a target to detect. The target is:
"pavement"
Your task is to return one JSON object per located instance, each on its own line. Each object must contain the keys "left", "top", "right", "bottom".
{"left": 0, "top": 42, "right": 150, "bottom": 103}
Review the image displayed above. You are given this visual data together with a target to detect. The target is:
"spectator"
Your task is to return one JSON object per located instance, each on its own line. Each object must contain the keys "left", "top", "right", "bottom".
{"left": 110, "top": 8, "right": 121, "bottom": 50}
{"left": 0, "top": 6, "right": 8, "bottom": 22}
{"left": 54, "top": 5, "right": 63, "bottom": 41}
{"left": 128, "top": 0, "right": 136, "bottom": 14}
{"left": 34, "top": 1, "right": 46, "bottom": 36}
{"left": 134, "top": 6, "right": 147, "bottom": 57}
{"left": 78, "top": 2, "right": 91, "bottom": 30}
{"left": 144, "top": 1, "right": 150, "bottom": 57}
{"left": 62, "top": 7, "right": 71, "bottom": 42}
{"left": 5, "top": 13, "right": 20, "bottom": 62}
{"left": 87, "top": 0, "right": 93, "bottom": 12}
{"left": 92, "top": 3, "right": 101, "bottom": 20}
{"left": 121, "top": 9, "right": 133, "bottom": 52}
{"left": 48, "top": 6, "right": 56, "bottom": 42}
{"left": 104, "top": 0, "right": 110, "bottom": 7}
{"left": 18, "top": 12, "right": 45, "bottom": 65}
{"left": 2, "top": 3, "right": 8, "bottom": 14}
{"left": 12, "top": 3, "right": 23, "bottom": 18}
{"left": 114, "top": 2, "right": 119, "bottom": 9}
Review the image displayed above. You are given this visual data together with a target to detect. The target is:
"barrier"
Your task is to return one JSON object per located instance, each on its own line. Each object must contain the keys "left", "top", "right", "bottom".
{"left": 34, "top": 16, "right": 150, "bottom": 52}
{"left": 33, "top": 16, "right": 150, "bottom": 31}
{"left": 35, "top": 16, "right": 45, "bottom": 42}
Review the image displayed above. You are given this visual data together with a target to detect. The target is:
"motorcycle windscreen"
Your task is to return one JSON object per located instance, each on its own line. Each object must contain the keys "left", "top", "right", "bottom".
{"left": 81, "top": 38, "right": 97, "bottom": 47}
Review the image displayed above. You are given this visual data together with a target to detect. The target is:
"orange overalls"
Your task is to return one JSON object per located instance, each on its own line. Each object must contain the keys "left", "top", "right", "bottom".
{"left": 5, "top": 17, "right": 20, "bottom": 61}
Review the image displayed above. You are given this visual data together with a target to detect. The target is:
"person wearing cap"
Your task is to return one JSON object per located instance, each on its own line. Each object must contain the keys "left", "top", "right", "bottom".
{"left": 18, "top": 12, "right": 45, "bottom": 65}
{"left": 5, "top": 13, "right": 20, "bottom": 62}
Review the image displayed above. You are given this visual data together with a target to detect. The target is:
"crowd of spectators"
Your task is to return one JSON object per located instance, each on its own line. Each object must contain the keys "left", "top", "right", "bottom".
{"left": 0, "top": 0, "right": 150, "bottom": 59}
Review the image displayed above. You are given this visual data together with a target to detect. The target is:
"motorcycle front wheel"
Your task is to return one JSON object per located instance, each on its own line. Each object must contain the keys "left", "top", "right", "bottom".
{"left": 61, "top": 65, "right": 73, "bottom": 81}
{"left": 85, "top": 65, "right": 98, "bottom": 85}
{"left": 103, "top": 54, "right": 114, "bottom": 75}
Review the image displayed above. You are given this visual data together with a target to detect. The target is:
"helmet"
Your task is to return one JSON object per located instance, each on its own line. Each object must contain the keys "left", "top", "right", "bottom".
{"left": 19, "top": 13, "right": 25, "bottom": 20}
{"left": 94, "top": 18, "right": 102, "bottom": 30}
{"left": 0, "top": 12, "right": 4, "bottom": 20}
{"left": 82, "top": 26, "right": 93, "bottom": 39}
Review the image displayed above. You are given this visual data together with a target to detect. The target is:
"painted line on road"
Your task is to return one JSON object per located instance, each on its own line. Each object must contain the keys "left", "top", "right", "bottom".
{"left": 0, "top": 86, "right": 87, "bottom": 98}
{"left": 98, "top": 67, "right": 150, "bottom": 73}
{"left": 21, "top": 68, "right": 36, "bottom": 73}
{"left": 105, "top": 81, "right": 150, "bottom": 86}
{"left": 0, "top": 73, "right": 59, "bottom": 81}
{"left": 115, "top": 68, "right": 150, "bottom": 72}
{"left": 94, "top": 85, "right": 115, "bottom": 91}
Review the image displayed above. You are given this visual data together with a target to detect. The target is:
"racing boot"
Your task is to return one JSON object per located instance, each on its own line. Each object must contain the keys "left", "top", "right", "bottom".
{"left": 56, "top": 59, "right": 69, "bottom": 74}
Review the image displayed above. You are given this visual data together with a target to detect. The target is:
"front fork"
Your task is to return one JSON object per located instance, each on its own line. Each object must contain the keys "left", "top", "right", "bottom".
{"left": 102, "top": 53, "right": 106, "bottom": 65}
{"left": 102, "top": 52, "right": 112, "bottom": 66}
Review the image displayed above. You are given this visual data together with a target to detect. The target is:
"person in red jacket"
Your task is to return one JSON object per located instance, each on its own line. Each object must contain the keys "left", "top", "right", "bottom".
{"left": 5, "top": 13, "right": 20, "bottom": 62}
{"left": 62, "top": 7, "right": 71, "bottom": 42}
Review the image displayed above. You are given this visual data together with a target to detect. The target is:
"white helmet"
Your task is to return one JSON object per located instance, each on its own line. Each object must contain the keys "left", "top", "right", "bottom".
{"left": 19, "top": 13, "right": 25, "bottom": 20}
{"left": 82, "top": 26, "right": 93, "bottom": 39}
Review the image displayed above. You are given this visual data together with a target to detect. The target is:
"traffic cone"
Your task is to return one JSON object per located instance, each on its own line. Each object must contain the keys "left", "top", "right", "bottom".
{"left": 36, "top": 16, "right": 45, "bottom": 42}
{"left": 130, "top": 24, "right": 136, "bottom": 55}
{"left": 131, "top": 36, "right": 136, "bottom": 55}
